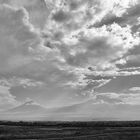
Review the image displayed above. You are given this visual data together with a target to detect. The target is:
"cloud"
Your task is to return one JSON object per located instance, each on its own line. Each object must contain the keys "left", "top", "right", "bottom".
{"left": 0, "top": 85, "right": 19, "bottom": 110}
{"left": 0, "top": 5, "right": 65, "bottom": 83}
{"left": 0, "top": 4, "right": 78, "bottom": 107}
{"left": 119, "top": 44, "right": 140, "bottom": 69}
{"left": 60, "top": 24, "right": 139, "bottom": 71}
{"left": 23, "top": 97, "right": 41, "bottom": 106}
{"left": 39, "top": 20, "right": 139, "bottom": 101}
{"left": 52, "top": 9, "right": 71, "bottom": 23}
{"left": 0, "top": 0, "right": 140, "bottom": 110}
{"left": 0, "top": 5, "right": 42, "bottom": 73}
{"left": 90, "top": 1, "right": 140, "bottom": 73}
{"left": 0, "top": 78, "right": 44, "bottom": 88}
{"left": 45, "top": 0, "right": 108, "bottom": 33}
{"left": 93, "top": 0, "right": 140, "bottom": 28}
{"left": 129, "top": 87, "right": 140, "bottom": 91}
{"left": 0, "top": 0, "right": 50, "bottom": 30}
{"left": 65, "top": 0, "right": 85, "bottom": 11}
{"left": 93, "top": 91, "right": 140, "bottom": 105}
{"left": 64, "top": 73, "right": 111, "bottom": 92}
{"left": 123, "top": 94, "right": 140, "bottom": 105}
{"left": 0, "top": 4, "right": 81, "bottom": 106}
{"left": 94, "top": 93, "right": 124, "bottom": 104}
{"left": 96, "top": 75, "right": 140, "bottom": 94}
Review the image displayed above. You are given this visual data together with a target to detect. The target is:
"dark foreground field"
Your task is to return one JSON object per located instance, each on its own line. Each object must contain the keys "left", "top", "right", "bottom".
{"left": 1, "top": 121, "right": 140, "bottom": 139}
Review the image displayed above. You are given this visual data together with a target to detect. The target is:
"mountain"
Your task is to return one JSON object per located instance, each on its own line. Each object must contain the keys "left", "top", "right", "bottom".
{"left": 1, "top": 99, "right": 140, "bottom": 121}
{"left": 7, "top": 100, "right": 47, "bottom": 114}
{"left": 48, "top": 100, "right": 140, "bottom": 121}
{"left": 0, "top": 100, "right": 48, "bottom": 121}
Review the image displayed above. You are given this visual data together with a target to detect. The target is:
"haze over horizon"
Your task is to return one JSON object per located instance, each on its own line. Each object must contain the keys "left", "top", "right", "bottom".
{"left": 0, "top": 0, "right": 140, "bottom": 121}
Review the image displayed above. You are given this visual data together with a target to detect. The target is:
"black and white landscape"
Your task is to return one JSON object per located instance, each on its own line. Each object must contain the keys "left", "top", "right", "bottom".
{"left": 1, "top": 0, "right": 140, "bottom": 139}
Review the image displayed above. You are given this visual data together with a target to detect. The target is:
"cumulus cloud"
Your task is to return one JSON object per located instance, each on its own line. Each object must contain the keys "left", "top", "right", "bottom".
{"left": 0, "top": 78, "right": 44, "bottom": 88}
{"left": 0, "top": 4, "right": 65, "bottom": 84}
{"left": 0, "top": 4, "right": 77, "bottom": 107}
{"left": 94, "top": 93, "right": 124, "bottom": 104}
{"left": 56, "top": 24, "right": 139, "bottom": 77}
{"left": 129, "top": 87, "right": 140, "bottom": 91}
{"left": 0, "top": 0, "right": 50, "bottom": 30}
{"left": 93, "top": 91, "right": 140, "bottom": 105}
{"left": 93, "top": 0, "right": 140, "bottom": 28}
{"left": 0, "top": 85, "right": 19, "bottom": 110}
{"left": 0, "top": 5, "right": 41, "bottom": 73}
{"left": 0, "top": 0, "right": 140, "bottom": 110}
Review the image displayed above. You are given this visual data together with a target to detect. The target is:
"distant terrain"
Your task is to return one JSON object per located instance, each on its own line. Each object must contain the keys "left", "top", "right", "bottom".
{"left": 1, "top": 121, "right": 140, "bottom": 139}
{"left": 1, "top": 100, "right": 140, "bottom": 121}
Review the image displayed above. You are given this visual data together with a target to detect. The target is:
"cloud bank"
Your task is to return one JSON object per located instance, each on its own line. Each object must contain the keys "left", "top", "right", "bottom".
{"left": 0, "top": 0, "right": 140, "bottom": 110}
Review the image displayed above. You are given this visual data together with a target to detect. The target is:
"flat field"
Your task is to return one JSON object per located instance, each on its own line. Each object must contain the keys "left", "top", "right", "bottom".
{"left": 1, "top": 121, "right": 140, "bottom": 139}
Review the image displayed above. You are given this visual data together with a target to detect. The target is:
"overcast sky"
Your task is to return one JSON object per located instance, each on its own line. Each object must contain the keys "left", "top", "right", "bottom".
{"left": 0, "top": 0, "right": 140, "bottom": 117}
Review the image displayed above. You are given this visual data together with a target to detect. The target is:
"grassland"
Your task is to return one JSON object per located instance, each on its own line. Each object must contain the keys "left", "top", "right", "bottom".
{"left": 1, "top": 121, "right": 140, "bottom": 139}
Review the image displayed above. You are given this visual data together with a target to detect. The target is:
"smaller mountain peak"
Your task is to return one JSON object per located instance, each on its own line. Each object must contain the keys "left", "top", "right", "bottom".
{"left": 23, "top": 98, "right": 40, "bottom": 106}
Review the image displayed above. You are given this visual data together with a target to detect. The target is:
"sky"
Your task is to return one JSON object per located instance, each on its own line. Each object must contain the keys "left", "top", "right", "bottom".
{"left": 1, "top": 0, "right": 140, "bottom": 119}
